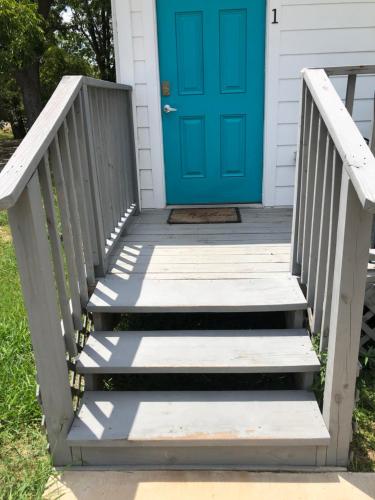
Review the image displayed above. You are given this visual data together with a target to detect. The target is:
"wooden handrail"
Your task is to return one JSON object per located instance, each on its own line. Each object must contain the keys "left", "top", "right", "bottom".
{"left": 291, "top": 65, "right": 375, "bottom": 466}
{"left": 1, "top": 74, "right": 139, "bottom": 464}
{"left": 0, "top": 76, "right": 132, "bottom": 211}
{"left": 324, "top": 65, "right": 375, "bottom": 76}
{"left": 302, "top": 69, "right": 375, "bottom": 213}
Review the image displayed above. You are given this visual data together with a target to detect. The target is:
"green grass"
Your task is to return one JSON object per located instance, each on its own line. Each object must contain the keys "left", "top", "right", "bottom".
{"left": 312, "top": 331, "right": 375, "bottom": 471}
{"left": 0, "top": 211, "right": 52, "bottom": 499}
{"left": 0, "top": 129, "right": 13, "bottom": 141}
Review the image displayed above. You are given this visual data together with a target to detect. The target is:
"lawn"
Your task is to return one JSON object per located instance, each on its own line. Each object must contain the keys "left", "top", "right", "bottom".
{"left": 0, "top": 208, "right": 375, "bottom": 498}
{"left": 0, "top": 211, "right": 52, "bottom": 499}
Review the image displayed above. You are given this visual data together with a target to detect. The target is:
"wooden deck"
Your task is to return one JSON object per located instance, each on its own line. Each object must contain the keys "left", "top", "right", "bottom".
{"left": 108, "top": 207, "right": 292, "bottom": 280}
{"left": 88, "top": 207, "right": 306, "bottom": 313}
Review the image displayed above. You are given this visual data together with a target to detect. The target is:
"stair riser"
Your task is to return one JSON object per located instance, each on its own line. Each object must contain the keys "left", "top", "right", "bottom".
{"left": 70, "top": 445, "right": 326, "bottom": 468}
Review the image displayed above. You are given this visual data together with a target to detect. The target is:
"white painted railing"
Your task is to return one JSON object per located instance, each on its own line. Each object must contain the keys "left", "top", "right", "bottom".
{"left": 0, "top": 76, "right": 138, "bottom": 464}
{"left": 291, "top": 66, "right": 375, "bottom": 466}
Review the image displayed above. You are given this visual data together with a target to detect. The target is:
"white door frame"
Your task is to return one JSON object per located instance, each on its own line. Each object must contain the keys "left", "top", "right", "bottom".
{"left": 112, "top": 0, "right": 281, "bottom": 208}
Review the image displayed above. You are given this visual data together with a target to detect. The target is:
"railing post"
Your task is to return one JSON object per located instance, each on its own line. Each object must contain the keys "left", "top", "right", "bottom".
{"left": 322, "top": 171, "right": 372, "bottom": 466}
{"left": 8, "top": 172, "right": 74, "bottom": 465}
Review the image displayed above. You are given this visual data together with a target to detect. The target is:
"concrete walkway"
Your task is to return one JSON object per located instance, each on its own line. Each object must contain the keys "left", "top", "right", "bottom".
{"left": 44, "top": 471, "right": 375, "bottom": 499}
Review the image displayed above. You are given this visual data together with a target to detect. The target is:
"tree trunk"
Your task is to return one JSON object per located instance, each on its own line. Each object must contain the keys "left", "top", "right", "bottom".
{"left": 10, "top": 116, "right": 27, "bottom": 139}
{"left": 15, "top": 61, "right": 42, "bottom": 128}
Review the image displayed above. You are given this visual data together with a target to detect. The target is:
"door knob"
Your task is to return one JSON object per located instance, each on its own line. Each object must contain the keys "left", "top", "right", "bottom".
{"left": 163, "top": 104, "right": 177, "bottom": 113}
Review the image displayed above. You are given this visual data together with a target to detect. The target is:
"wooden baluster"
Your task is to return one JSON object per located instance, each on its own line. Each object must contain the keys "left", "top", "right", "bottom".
{"left": 291, "top": 81, "right": 307, "bottom": 275}
{"left": 311, "top": 138, "right": 334, "bottom": 334}
{"left": 322, "top": 171, "right": 372, "bottom": 466}
{"left": 82, "top": 84, "right": 107, "bottom": 276}
{"left": 126, "top": 89, "right": 140, "bottom": 210}
{"left": 112, "top": 90, "right": 126, "bottom": 216}
{"left": 39, "top": 155, "right": 77, "bottom": 357}
{"left": 307, "top": 122, "right": 329, "bottom": 309}
{"left": 59, "top": 121, "right": 89, "bottom": 306}
{"left": 95, "top": 88, "right": 113, "bottom": 237}
{"left": 8, "top": 172, "right": 74, "bottom": 465}
{"left": 320, "top": 149, "right": 342, "bottom": 351}
{"left": 115, "top": 90, "right": 127, "bottom": 214}
{"left": 296, "top": 89, "right": 313, "bottom": 271}
{"left": 76, "top": 92, "right": 100, "bottom": 267}
{"left": 301, "top": 107, "right": 320, "bottom": 284}
{"left": 345, "top": 74, "right": 356, "bottom": 116}
{"left": 50, "top": 136, "right": 82, "bottom": 329}
{"left": 67, "top": 105, "right": 95, "bottom": 287}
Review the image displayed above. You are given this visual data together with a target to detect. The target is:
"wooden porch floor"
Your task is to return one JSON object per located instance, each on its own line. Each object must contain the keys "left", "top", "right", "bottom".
{"left": 87, "top": 207, "right": 306, "bottom": 313}
{"left": 107, "top": 207, "right": 293, "bottom": 281}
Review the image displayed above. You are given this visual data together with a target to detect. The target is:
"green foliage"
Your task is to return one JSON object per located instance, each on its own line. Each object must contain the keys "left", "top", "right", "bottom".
{"left": 351, "top": 370, "right": 375, "bottom": 471}
{"left": 311, "top": 331, "right": 375, "bottom": 470}
{"left": 40, "top": 44, "right": 96, "bottom": 102}
{"left": 0, "top": 0, "right": 45, "bottom": 73}
{"left": 311, "top": 334, "right": 327, "bottom": 408}
{"left": 60, "top": 0, "right": 115, "bottom": 81}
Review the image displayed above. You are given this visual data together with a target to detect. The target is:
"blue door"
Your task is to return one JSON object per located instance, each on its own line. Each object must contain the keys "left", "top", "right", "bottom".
{"left": 157, "top": 0, "right": 266, "bottom": 205}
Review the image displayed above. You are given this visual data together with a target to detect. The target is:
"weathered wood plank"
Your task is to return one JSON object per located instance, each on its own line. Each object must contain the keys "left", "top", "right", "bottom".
{"left": 291, "top": 81, "right": 307, "bottom": 275}
{"left": 50, "top": 136, "right": 82, "bottom": 329}
{"left": 320, "top": 149, "right": 342, "bottom": 350}
{"left": 128, "top": 222, "right": 292, "bottom": 236}
{"left": 77, "top": 329, "right": 320, "bottom": 374}
{"left": 87, "top": 275, "right": 307, "bottom": 313}
{"left": 8, "top": 172, "right": 74, "bottom": 465}
{"left": 312, "top": 139, "right": 334, "bottom": 333}
{"left": 76, "top": 91, "right": 99, "bottom": 267}
{"left": 345, "top": 74, "right": 356, "bottom": 116}
{"left": 67, "top": 390, "right": 329, "bottom": 447}
{"left": 59, "top": 122, "right": 88, "bottom": 306}
{"left": 82, "top": 84, "right": 107, "bottom": 275}
{"left": 323, "top": 172, "right": 372, "bottom": 466}
{"left": 301, "top": 108, "right": 320, "bottom": 284}
{"left": 303, "top": 68, "right": 375, "bottom": 213}
{"left": 39, "top": 156, "right": 77, "bottom": 357}
{"left": 67, "top": 105, "right": 95, "bottom": 286}
{"left": 0, "top": 76, "right": 83, "bottom": 210}
{"left": 307, "top": 124, "right": 329, "bottom": 307}
{"left": 296, "top": 90, "right": 313, "bottom": 267}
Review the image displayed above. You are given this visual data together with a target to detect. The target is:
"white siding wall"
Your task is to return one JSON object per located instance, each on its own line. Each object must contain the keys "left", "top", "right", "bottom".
{"left": 112, "top": 0, "right": 166, "bottom": 208}
{"left": 274, "top": 0, "right": 375, "bottom": 205}
{"left": 112, "top": 0, "right": 375, "bottom": 208}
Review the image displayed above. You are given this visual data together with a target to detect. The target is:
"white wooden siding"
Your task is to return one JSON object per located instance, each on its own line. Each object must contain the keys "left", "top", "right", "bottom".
{"left": 112, "top": 0, "right": 375, "bottom": 208}
{"left": 275, "top": 0, "right": 375, "bottom": 205}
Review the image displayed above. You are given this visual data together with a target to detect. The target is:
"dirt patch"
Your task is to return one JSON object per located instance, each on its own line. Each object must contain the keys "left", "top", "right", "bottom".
{"left": 0, "top": 225, "right": 11, "bottom": 243}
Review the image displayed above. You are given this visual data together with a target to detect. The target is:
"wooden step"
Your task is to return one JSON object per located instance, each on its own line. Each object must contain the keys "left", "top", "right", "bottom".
{"left": 67, "top": 390, "right": 330, "bottom": 447}
{"left": 77, "top": 329, "right": 320, "bottom": 374}
{"left": 87, "top": 276, "right": 307, "bottom": 313}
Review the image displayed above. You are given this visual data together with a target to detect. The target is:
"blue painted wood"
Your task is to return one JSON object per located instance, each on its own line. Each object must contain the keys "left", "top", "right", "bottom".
{"left": 157, "top": 0, "right": 266, "bottom": 204}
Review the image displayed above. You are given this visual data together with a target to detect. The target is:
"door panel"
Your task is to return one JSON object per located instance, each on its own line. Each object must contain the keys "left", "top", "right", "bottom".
{"left": 157, "top": 0, "right": 266, "bottom": 204}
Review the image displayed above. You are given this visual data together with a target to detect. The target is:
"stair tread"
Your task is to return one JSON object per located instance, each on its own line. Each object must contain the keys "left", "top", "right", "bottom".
{"left": 77, "top": 329, "right": 320, "bottom": 373}
{"left": 67, "top": 390, "right": 330, "bottom": 446}
{"left": 87, "top": 276, "right": 307, "bottom": 312}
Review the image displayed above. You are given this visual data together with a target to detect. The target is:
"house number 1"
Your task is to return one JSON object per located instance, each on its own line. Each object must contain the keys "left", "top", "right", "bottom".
{"left": 271, "top": 8, "right": 278, "bottom": 24}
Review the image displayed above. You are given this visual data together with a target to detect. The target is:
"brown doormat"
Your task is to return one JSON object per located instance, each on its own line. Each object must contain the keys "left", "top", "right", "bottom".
{"left": 168, "top": 207, "right": 241, "bottom": 224}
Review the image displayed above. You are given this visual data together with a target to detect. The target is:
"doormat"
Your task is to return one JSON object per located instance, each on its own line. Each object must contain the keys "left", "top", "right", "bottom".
{"left": 168, "top": 207, "right": 241, "bottom": 224}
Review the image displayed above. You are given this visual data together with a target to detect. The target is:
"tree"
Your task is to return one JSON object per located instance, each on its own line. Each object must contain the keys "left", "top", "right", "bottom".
{"left": 0, "top": 75, "right": 27, "bottom": 139}
{"left": 60, "top": 0, "right": 115, "bottom": 81}
{"left": 0, "top": 0, "right": 48, "bottom": 126}
{"left": 0, "top": 0, "right": 114, "bottom": 133}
